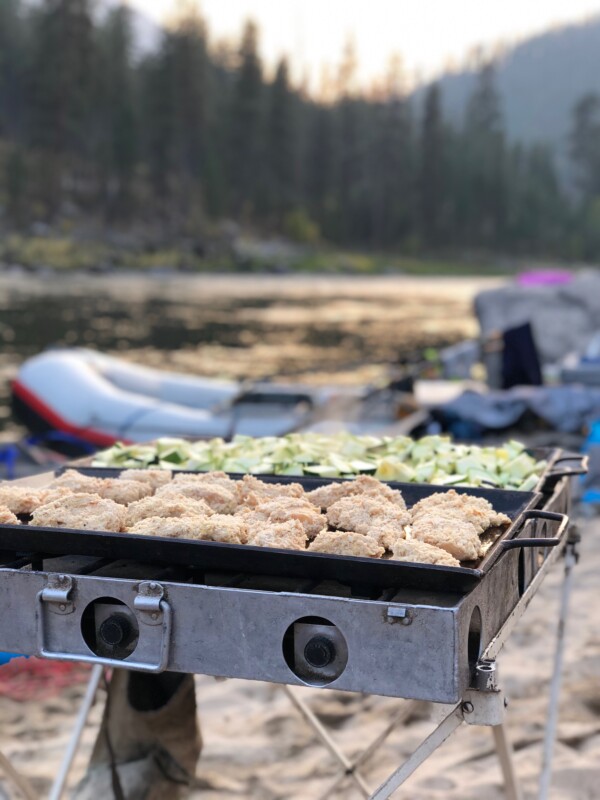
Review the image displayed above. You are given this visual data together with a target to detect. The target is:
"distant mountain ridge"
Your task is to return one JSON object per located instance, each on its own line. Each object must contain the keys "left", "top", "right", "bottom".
{"left": 102, "top": 2, "right": 600, "bottom": 167}
{"left": 417, "top": 15, "right": 600, "bottom": 162}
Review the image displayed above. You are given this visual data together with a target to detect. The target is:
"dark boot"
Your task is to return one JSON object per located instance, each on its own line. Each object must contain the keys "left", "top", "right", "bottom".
{"left": 72, "top": 670, "right": 201, "bottom": 800}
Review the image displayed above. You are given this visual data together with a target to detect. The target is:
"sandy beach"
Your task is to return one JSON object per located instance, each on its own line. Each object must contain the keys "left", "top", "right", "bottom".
{"left": 0, "top": 510, "right": 597, "bottom": 799}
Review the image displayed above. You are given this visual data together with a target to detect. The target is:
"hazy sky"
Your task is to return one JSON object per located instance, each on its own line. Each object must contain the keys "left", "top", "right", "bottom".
{"left": 128, "top": 0, "right": 600, "bottom": 88}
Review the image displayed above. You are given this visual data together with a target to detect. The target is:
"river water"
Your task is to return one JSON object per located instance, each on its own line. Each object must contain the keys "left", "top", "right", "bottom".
{"left": 0, "top": 272, "right": 496, "bottom": 438}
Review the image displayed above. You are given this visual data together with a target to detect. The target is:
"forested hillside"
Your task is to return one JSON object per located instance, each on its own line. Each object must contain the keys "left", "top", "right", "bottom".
{"left": 1, "top": 0, "right": 600, "bottom": 263}
{"left": 421, "top": 15, "right": 600, "bottom": 160}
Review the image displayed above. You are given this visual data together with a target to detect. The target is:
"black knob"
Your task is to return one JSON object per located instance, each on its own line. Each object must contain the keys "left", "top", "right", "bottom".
{"left": 304, "top": 636, "right": 336, "bottom": 669}
{"left": 99, "top": 614, "right": 132, "bottom": 647}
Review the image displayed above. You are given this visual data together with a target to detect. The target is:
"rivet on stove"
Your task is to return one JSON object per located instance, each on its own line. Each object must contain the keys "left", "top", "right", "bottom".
{"left": 462, "top": 701, "right": 474, "bottom": 714}
{"left": 59, "top": 604, "right": 66, "bottom": 611}
{"left": 151, "top": 612, "right": 158, "bottom": 620}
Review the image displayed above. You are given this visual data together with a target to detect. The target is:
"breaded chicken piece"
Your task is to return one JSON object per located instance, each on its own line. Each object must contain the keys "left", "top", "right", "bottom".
{"left": 412, "top": 504, "right": 490, "bottom": 532}
{"left": 409, "top": 514, "right": 481, "bottom": 561}
{"left": 365, "top": 525, "right": 405, "bottom": 551}
{"left": 236, "top": 474, "right": 305, "bottom": 506}
{"left": 172, "top": 471, "right": 236, "bottom": 490}
{"left": 0, "top": 505, "right": 20, "bottom": 525}
{"left": 391, "top": 538, "right": 460, "bottom": 567}
{"left": 410, "top": 490, "right": 511, "bottom": 534}
{"left": 120, "top": 469, "right": 172, "bottom": 489}
{"left": 52, "top": 471, "right": 152, "bottom": 505}
{"left": 129, "top": 514, "right": 247, "bottom": 544}
{"left": 306, "top": 475, "right": 406, "bottom": 511}
{"left": 128, "top": 516, "right": 205, "bottom": 540}
{"left": 239, "top": 498, "right": 326, "bottom": 539}
{"left": 308, "top": 531, "right": 384, "bottom": 559}
{"left": 248, "top": 520, "right": 308, "bottom": 551}
{"left": 98, "top": 479, "right": 153, "bottom": 505}
{"left": 305, "top": 481, "right": 355, "bottom": 510}
{"left": 51, "top": 469, "right": 97, "bottom": 490}
{"left": 0, "top": 485, "right": 74, "bottom": 515}
{"left": 352, "top": 475, "right": 408, "bottom": 509}
{"left": 193, "top": 514, "right": 249, "bottom": 544}
{"left": 327, "top": 496, "right": 410, "bottom": 539}
{"left": 126, "top": 494, "right": 213, "bottom": 527}
{"left": 157, "top": 482, "right": 237, "bottom": 514}
{"left": 31, "top": 493, "right": 126, "bottom": 532}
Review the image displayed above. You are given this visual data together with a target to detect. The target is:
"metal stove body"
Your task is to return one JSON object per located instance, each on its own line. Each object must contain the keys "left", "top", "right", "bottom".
{"left": 0, "top": 475, "right": 572, "bottom": 705}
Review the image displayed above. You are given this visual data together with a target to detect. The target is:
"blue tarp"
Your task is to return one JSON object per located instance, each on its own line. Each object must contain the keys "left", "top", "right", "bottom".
{"left": 437, "top": 385, "right": 600, "bottom": 434}
{"left": 0, "top": 653, "right": 24, "bottom": 666}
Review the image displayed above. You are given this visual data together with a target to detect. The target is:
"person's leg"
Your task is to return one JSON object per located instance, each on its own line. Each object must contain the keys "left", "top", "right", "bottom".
{"left": 72, "top": 670, "right": 201, "bottom": 800}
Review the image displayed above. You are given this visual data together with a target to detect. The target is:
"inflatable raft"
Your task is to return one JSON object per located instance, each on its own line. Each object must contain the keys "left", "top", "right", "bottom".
{"left": 11, "top": 349, "right": 333, "bottom": 447}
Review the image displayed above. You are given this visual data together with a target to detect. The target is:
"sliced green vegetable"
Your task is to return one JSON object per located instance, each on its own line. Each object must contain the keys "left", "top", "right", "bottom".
{"left": 93, "top": 434, "right": 547, "bottom": 490}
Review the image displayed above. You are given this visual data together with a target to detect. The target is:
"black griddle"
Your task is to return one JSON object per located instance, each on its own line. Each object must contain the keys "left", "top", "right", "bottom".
{"left": 0, "top": 472, "right": 550, "bottom": 594}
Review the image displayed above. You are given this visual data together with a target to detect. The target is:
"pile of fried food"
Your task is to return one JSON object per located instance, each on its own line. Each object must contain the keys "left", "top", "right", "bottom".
{"left": 0, "top": 471, "right": 512, "bottom": 568}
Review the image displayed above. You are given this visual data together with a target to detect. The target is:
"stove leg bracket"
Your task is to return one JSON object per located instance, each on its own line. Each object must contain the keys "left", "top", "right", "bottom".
{"left": 369, "top": 672, "right": 522, "bottom": 800}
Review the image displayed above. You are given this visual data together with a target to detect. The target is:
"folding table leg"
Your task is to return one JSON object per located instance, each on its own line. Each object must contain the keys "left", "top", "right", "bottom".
{"left": 48, "top": 664, "right": 104, "bottom": 800}
{"left": 368, "top": 704, "right": 463, "bottom": 800}
{"left": 492, "top": 724, "right": 522, "bottom": 800}
{"left": 283, "top": 685, "right": 372, "bottom": 798}
{"left": 317, "top": 702, "right": 420, "bottom": 800}
{"left": 538, "top": 534, "right": 578, "bottom": 800}
{"left": 0, "top": 749, "right": 37, "bottom": 800}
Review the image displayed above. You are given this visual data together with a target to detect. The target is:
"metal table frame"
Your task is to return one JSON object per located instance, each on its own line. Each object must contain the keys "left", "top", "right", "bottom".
{"left": 44, "top": 523, "right": 579, "bottom": 800}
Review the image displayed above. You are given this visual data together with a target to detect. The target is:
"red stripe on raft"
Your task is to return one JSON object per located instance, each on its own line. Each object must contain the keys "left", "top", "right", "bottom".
{"left": 11, "top": 379, "right": 131, "bottom": 448}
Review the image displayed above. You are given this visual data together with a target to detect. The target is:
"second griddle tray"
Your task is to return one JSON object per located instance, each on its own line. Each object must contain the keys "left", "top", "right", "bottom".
{"left": 0, "top": 474, "right": 555, "bottom": 594}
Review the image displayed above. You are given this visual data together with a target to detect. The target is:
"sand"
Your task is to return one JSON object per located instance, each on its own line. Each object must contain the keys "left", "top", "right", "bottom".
{"left": 0, "top": 510, "right": 598, "bottom": 799}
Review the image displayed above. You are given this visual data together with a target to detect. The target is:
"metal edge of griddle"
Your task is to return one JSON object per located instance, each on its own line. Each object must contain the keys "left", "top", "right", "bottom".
{"left": 0, "top": 521, "right": 485, "bottom": 594}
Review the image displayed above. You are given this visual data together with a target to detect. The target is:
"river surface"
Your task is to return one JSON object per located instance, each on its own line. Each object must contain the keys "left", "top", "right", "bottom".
{"left": 0, "top": 272, "right": 500, "bottom": 438}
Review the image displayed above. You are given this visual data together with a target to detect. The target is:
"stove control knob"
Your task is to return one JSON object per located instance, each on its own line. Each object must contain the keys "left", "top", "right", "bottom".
{"left": 99, "top": 614, "right": 132, "bottom": 648}
{"left": 304, "top": 636, "right": 336, "bottom": 669}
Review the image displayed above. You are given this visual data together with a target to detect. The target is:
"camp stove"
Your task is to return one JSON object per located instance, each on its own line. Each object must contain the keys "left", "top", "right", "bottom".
{"left": 0, "top": 473, "right": 571, "bottom": 704}
{"left": 0, "top": 470, "right": 580, "bottom": 800}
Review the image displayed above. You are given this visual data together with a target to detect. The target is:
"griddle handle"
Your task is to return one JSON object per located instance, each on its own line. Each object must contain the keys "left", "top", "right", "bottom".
{"left": 501, "top": 510, "right": 569, "bottom": 550}
{"left": 547, "top": 453, "right": 588, "bottom": 479}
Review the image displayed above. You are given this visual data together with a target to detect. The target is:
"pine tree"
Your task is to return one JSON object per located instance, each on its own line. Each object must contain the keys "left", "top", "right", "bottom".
{"left": 166, "top": 6, "right": 210, "bottom": 230}
{"left": 0, "top": 0, "right": 26, "bottom": 139}
{"left": 305, "top": 104, "right": 334, "bottom": 235}
{"left": 367, "top": 95, "right": 414, "bottom": 248}
{"left": 505, "top": 143, "right": 566, "bottom": 254}
{"left": 334, "top": 40, "right": 366, "bottom": 243}
{"left": 5, "top": 144, "right": 27, "bottom": 227}
{"left": 229, "top": 20, "right": 263, "bottom": 218}
{"left": 419, "top": 83, "right": 444, "bottom": 247}
{"left": 96, "top": 4, "right": 138, "bottom": 221}
{"left": 570, "top": 93, "right": 600, "bottom": 199}
{"left": 139, "top": 44, "right": 172, "bottom": 218}
{"left": 463, "top": 60, "right": 506, "bottom": 247}
{"left": 29, "top": 0, "right": 95, "bottom": 217}
{"left": 266, "top": 58, "right": 296, "bottom": 223}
